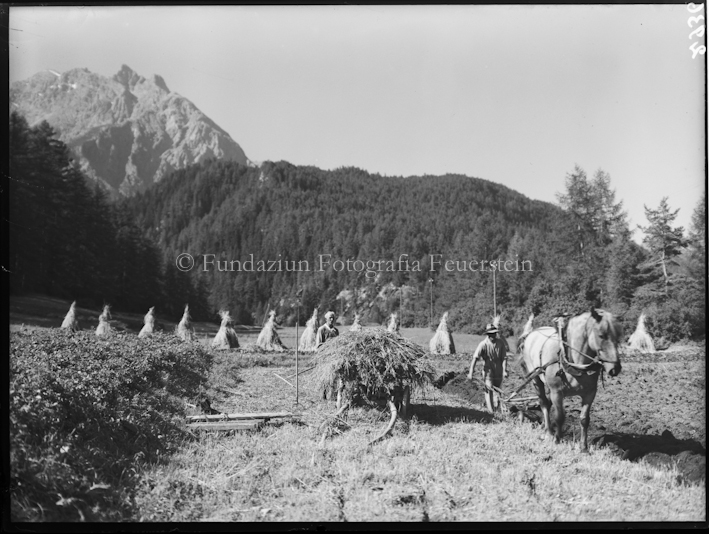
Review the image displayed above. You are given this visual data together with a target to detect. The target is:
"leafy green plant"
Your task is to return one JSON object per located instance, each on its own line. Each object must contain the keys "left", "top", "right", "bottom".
{"left": 10, "top": 329, "right": 212, "bottom": 521}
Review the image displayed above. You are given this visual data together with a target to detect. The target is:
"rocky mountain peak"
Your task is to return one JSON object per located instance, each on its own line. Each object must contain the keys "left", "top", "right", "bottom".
{"left": 11, "top": 65, "right": 248, "bottom": 197}
{"left": 152, "top": 74, "right": 169, "bottom": 93}
{"left": 113, "top": 64, "right": 144, "bottom": 89}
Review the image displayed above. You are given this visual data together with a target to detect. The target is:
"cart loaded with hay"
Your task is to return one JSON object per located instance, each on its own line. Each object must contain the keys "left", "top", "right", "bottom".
{"left": 312, "top": 329, "right": 435, "bottom": 445}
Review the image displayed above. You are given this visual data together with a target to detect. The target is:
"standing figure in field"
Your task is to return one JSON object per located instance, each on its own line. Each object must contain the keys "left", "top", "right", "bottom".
{"left": 467, "top": 322, "right": 509, "bottom": 412}
{"left": 61, "top": 301, "right": 79, "bottom": 332}
{"left": 317, "top": 311, "right": 341, "bottom": 401}
{"left": 139, "top": 307, "right": 155, "bottom": 338}
{"left": 317, "top": 311, "right": 339, "bottom": 348}
{"left": 96, "top": 305, "right": 112, "bottom": 337}
{"left": 176, "top": 304, "right": 195, "bottom": 342}
{"left": 298, "top": 307, "right": 319, "bottom": 352}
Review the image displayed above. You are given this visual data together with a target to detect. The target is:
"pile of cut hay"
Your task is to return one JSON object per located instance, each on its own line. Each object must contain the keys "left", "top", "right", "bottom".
{"left": 298, "top": 307, "right": 319, "bottom": 352}
{"left": 349, "top": 313, "right": 363, "bottom": 332}
{"left": 312, "top": 328, "right": 435, "bottom": 402}
{"left": 429, "top": 311, "right": 455, "bottom": 354}
{"left": 628, "top": 313, "right": 655, "bottom": 353}
{"left": 256, "top": 311, "right": 287, "bottom": 351}
{"left": 386, "top": 313, "right": 400, "bottom": 333}
{"left": 61, "top": 301, "right": 79, "bottom": 331}
{"left": 138, "top": 307, "right": 155, "bottom": 338}
{"left": 176, "top": 304, "right": 195, "bottom": 341}
{"left": 95, "top": 305, "right": 112, "bottom": 337}
{"left": 211, "top": 310, "right": 239, "bottom": 350}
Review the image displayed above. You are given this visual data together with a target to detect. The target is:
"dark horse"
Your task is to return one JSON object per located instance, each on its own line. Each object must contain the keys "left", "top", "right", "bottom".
{"left": 518, "top": 308, "right": 623, "bottom": 452}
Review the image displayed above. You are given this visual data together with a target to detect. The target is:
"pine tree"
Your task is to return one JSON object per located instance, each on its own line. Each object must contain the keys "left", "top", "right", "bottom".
{"left": 639, "top": 197, "right": 687, "bottom": 294}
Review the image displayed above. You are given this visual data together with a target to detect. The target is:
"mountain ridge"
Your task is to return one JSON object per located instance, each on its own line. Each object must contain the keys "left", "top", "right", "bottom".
{"left": 10, "top": 64, "right": 248, "bottom": 196}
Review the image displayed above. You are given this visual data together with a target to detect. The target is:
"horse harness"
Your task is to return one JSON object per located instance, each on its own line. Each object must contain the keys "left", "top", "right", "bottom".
{"left": 535, "top": 316, "right": 608, "bottom": 389}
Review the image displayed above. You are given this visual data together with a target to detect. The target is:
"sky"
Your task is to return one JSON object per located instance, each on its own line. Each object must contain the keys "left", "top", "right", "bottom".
{"left": 9, "top": 5, "right": 706, "bottom": 242}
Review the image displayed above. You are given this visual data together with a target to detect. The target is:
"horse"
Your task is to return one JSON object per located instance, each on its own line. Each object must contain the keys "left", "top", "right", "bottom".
{"left": 517, "top": 308, "right": 623, "bottom": 453}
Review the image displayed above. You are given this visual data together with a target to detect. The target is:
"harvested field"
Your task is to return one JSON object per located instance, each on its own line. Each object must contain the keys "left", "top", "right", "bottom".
{"left": 9, "top": 296, "right": 706, "bottom": 523}
{"left": 437, "top": 349, "right": 706, "bottom": 485}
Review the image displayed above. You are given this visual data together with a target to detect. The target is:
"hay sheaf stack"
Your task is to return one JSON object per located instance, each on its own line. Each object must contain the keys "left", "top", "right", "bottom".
{"left": 176, "top": 304, "right": 195, "bottom": 341}
{"left": 95, "top": 305, "right": 112, "bottom": 337}
{"left": 312, "top": 328, "right": 435, "bottom": 401}
{"left": 256, "top": 311, "right": 287, "bottom": 351}
{"left": 628, "top": 313, "right": 655, "bottom": 353}
{"left": 61, "top": 301, "right": 79, "bottom": 331}
{"left": 211, "top": 310, "right": 239, "bottom": 350}
{"left": 298, "top": 307, "right": 319, "bottom": 352}
{"left": 138, "top": 307, "right": 155, "bottom": 338}
{"left": 429, "top": 311, "right": 455, "bottom": 355}
{"left": 386, "top": 313, "right": 400, "bottom": 333}
{"left": 349, "top": 313, "right": 363, "bottom": 332}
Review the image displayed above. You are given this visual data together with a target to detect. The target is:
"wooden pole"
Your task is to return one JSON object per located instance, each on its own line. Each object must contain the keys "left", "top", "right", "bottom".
{"left": 429, "top": 278, "right": 433, "bottom": 329}
{"left": 399, "top": 286, "right": 403, "bottom": 326}
{"left": 493, "top": 267, "right": 497, "bottom": 318}
{"left": 295, "top": 294, "right": 300, "bottom": 405}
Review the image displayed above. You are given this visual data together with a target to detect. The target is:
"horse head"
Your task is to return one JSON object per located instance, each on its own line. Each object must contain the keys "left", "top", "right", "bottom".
{"left": 588, "top": 308, "right": 622, "bottom": 377}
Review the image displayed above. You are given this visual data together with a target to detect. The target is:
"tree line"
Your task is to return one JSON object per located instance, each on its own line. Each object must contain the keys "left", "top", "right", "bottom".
{"left": 8, "top": 111, "right": 705, "bottom": 342}
{"left": 8, "top": 111, "right": 210, "bottom": 319}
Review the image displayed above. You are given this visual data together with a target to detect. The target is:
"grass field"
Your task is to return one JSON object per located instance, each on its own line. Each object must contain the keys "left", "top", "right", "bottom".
{"left": 9, "top": 295, "right": 707, "bottom": 523}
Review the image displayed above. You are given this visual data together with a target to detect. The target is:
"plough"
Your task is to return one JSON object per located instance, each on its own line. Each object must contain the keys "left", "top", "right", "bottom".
{"left": 480, "top": 358, "right": 559, "bottom": 414}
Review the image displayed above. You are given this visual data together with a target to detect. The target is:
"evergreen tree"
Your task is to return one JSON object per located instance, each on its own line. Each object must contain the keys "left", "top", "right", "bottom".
{"left": 639, "top": 197, "right": 687, "bottom": 294}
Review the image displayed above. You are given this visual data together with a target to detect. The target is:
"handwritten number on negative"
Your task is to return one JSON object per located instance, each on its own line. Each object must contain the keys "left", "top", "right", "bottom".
{"left": 689, "top": 25, "right": 705, "bottom": 38}
{"left": 687, "top": 3, "right": 704, "bottom": 14}
{"left": 689, "top": 41, "right": 707, "bottom": 58}
{"left": 687, "top": 4, "right": 706, "bottom": 58}
{"left": 688, "top": 14, "right": 705, "bottom": 27}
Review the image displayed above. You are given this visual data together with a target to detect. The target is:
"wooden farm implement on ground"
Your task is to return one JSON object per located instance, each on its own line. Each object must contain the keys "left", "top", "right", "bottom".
{"left": 186, "top": 411, "right": 294, "bottom": 432}
{"left": 482, "top": 359, "right": 560, "bottom": 419}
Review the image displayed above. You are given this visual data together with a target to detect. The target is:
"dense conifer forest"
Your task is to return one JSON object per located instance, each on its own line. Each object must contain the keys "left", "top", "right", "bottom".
{"left": 9, "top": 111, "right": 706, "bottom": 342}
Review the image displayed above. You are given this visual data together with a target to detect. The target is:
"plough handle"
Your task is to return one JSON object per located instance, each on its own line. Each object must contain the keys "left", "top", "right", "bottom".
{"left": 502, "top": 360, "right": 557, "bottom": 403}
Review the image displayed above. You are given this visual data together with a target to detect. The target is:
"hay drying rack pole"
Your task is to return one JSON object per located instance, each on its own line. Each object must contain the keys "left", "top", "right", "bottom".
{"left": 272, "top": 285, "right": 305, "bottom": 402}
{"left": 273, "top": 372, "right": 296, "bottom": 388}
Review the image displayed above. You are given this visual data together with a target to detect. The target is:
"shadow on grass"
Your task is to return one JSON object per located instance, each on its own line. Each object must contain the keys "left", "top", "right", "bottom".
{"left": 411, "top": 403, "right": 494, "bottom": 426}
{"left": 592, "top": 430, "right": 706, "bottom": 484}
{"left": 593, "top": 430, "right": 706, "bottom": 460}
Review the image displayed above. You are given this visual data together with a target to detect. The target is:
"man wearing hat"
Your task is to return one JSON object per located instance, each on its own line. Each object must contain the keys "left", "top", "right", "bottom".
{"left": 317, "top": 311, "right": 339, "bottom": 348}
{"left": 467, "top": 322, "right": 509, "bottom": 412}
{"left": 318, "top": 311, "right": 340, "bottom": 400}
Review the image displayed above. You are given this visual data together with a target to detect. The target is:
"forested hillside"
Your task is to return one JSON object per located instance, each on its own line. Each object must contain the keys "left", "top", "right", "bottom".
{"left": 123, "top": 158, "right": 705, "bottom": 341}
{"left": 9, "top": 110, "right": 705, "bottom": 342}
{"left": 121, "top": 160, "right": 557, "bottom": 329}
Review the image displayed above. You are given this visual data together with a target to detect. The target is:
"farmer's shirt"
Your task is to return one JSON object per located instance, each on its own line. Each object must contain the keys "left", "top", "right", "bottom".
{"left": 473, "top": 337, "right": 507, "bottom": 379}
{"left": 316, "top": 324, "right": 339, "bottom": 348}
